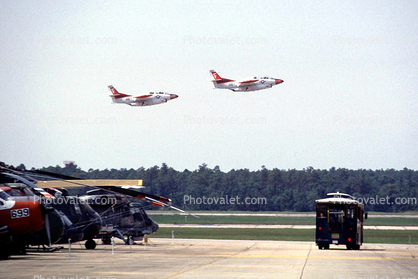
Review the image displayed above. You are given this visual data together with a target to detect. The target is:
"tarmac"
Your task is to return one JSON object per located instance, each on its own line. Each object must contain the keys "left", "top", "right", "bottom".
{"left": 1, "top": 238, "right": 418, "bottom": 279}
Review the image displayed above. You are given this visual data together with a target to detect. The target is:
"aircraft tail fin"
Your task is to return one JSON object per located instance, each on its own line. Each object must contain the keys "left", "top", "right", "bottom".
{"left": 209, "top": 70, "right": 234, "bottom": 87}
{"left": 210, "top": 70, "right": 223, "bottom": 81}
{"left": 108, "top": 85, "right": 130, "bottom": 102}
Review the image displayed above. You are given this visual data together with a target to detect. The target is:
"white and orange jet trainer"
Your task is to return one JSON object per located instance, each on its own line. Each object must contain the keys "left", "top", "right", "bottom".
{"left": 108, "top": 85, "right": 178, "bottom": 107}
{"left": 210, "top": 70, "right": 283, "bottom": 92}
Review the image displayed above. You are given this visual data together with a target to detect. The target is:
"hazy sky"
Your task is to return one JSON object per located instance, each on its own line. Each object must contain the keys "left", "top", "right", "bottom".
{"left": 1, "top": 1, "right": 417, "bottom": 172}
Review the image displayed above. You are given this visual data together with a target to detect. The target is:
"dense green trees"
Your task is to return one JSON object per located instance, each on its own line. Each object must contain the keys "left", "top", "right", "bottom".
{"left": 33, "top": 163, "right": 418, "bottom": 212}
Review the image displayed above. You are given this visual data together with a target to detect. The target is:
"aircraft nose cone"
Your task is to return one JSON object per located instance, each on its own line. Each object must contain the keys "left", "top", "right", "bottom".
{"left": 275, "top": 79, "right": 284, "bottom": 85}
{"left": 170, "top": 94, "right": 178, "bottom": 100}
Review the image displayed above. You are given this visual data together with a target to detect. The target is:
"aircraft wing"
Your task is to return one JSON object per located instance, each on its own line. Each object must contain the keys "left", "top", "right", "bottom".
{"left": 133, "top": 94, "right": 152, "bottom": 99}
{"left": 237, "top": 79, "right": 259, "bottom": 86}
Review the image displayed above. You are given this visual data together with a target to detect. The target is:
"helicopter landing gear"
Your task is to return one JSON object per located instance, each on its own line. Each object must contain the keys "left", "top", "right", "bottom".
{"left": 0, "top": 241, "right": 10, "bottom": 260}
{"left": 102, "top": 237, "right": 111, "bottom": 245}
{"left": 85, "top": 239, "right": 96, "bottom": 249}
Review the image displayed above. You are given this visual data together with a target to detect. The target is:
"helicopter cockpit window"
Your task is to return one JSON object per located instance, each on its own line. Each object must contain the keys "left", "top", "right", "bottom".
{"left": 0, "top": 190, "right": 9, "bottom": 201}
{"left": 73, "top": 203, "right": 82, "bottom": 215}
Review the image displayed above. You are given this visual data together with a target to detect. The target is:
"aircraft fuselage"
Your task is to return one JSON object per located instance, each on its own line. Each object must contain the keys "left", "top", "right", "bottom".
{"left": 210, "top": 70, "right": 284, "bottom": 92}
{"left": 113, "top": 93, "right": 177, "bottom": 106}
{"left": 216, "top": 78, "right": 282, "bottom": 92}
{"left": 108, "top": 85, "right": 178, "bottom": 107}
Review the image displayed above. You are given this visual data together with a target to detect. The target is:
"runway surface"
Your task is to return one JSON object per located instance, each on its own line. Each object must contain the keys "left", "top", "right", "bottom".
{"left": 1, "top": 238, "right": 418, "bottom": 279}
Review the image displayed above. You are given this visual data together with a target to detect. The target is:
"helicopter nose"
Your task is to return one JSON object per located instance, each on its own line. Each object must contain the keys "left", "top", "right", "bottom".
{"left": 275, "top": 79, "right": 284, "bottom": 85}
{"left": 170, "top": 94, "right": 178, "bottom": 100}
{"left": 152, "top": 221, "right": 159, "bottom": 232}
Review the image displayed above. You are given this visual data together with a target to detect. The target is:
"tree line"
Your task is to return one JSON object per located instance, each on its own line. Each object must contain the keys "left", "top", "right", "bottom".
{"left": 16, "top": 163, "right": 418, "bottom": 212}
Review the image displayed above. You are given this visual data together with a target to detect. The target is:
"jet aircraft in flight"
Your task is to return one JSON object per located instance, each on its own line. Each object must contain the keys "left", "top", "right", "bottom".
{"left": 108, "top": 85, "right": 178, "bottom": 107}
{"left": 210, "top": 70, "right": 283, "bottom": 92}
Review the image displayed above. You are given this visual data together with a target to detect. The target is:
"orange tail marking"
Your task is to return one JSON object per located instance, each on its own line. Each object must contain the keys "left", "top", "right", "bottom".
{"left": 109, "top": 86, "right": 120, "bottom": 95}
{"left": 211, "top": 71, "right": 222, "bottom": 80}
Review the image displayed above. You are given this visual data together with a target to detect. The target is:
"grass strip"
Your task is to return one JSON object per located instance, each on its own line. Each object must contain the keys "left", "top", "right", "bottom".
{"left": 152, "top": 227, "right": 418, "bottom": 245}
{"left": 150, "top": 215, "right": 418, "bottom": 226}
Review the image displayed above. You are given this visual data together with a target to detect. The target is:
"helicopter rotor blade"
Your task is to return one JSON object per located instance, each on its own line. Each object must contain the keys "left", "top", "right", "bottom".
{"left": 4, "top": 167, "right": 196, "bottom": 218}
{"left": 143, "top": 196, "right": 199, "bottom": 218}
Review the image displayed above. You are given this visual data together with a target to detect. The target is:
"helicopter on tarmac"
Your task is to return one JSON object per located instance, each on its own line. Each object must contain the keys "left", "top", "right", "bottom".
{"left": 38, "top": 179, "right": 189, "bottom": 245}
{"left": 0, "top": 166, "right": 100, "bottom": 250}
{"left": 12, "top": 166, "right": 191, "bottom": 246}
{"left": 1, "top": 163, "right": 191, "bottom": 252}
{"left": 45, "top": 188, "right": 102, "bottom": 249}
{"left": 0, "top": 168, "right": 65, "bottom": 259}
{"left": 81, "top": 189, "right": 159, "bottom": 244}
